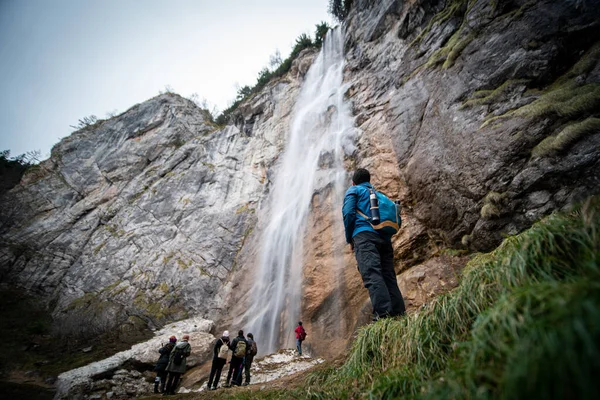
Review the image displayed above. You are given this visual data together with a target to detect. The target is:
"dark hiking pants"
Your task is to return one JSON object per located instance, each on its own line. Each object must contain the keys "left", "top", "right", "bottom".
{"left": 165, "top": 371, "right": 182, "bottom": 394}
{"left": 226, "top": 356, "right": 244, "bottom": 385}
{"left": 208, "top": 357, "right": 226, "bottom": 388}
{"left": 353, "top": 231, "right": 406, "bottom": 318}
{"left": 243, "top": 356, "right": 254, "bottom": 384}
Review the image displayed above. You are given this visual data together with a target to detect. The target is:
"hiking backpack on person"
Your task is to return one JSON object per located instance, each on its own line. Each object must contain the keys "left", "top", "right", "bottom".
{"left": 218, "top": 338, "right": 230, "bottom": 359}
{"left": 172, "top": 346, "right": 185, "bottom": 365}
{"left": 234, "top": 340, "right": 247, "bottom": 358}
{"left": 356, "top": 188, "right": 402, "bottom": 235}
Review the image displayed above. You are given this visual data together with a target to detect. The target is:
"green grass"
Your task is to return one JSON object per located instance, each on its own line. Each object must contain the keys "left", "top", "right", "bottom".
{"left": 211, "top": 196, "right": 600, "bottom": 399}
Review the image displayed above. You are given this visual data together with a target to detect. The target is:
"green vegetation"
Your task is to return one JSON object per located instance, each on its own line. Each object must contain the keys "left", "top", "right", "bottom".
{"left": 532, "top": 117, "right": 600, "bottom": 158}
{"left": 479, "top": 41, "right": 600, "bottom": 131}
{"left": 461, "top": 79, "right": 529, "bottom": 109}
{"left": 328, "top": 0, "right": 353, "bottom": 22}
{"left": 215, "top": 23, "right": 331, "bottom": 126}
{"left": 410, "top": 0, "right": 473, "bottom": 48}
{"left": 213, "top": 196, "right": 600, "bottom": 399}
{"left": 480, "top": 191, "right": 506, "bottom": 219}
{"left": 515, "top": 82, "right": 600, "bottom": 121}
{"left": 0, "top": 150, "right": 40, "bottom": 194}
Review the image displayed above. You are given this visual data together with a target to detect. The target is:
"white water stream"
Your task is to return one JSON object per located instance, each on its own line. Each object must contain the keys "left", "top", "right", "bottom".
{"left": 248, "top": 27, "right": 357, "bottom": 354}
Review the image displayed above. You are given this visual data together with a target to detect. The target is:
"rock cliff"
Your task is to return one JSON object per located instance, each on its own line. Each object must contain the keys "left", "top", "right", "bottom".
{"left": 1, "top": 0, "right": 599, "bottom": 372}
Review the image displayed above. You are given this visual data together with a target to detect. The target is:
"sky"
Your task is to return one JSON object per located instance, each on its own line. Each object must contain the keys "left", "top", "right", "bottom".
{"left": 0, "top": 0, "right": 332, "bottom": 159}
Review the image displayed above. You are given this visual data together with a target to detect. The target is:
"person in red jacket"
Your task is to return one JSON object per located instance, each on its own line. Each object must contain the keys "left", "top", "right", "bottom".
{"left": 294, "top": 322, "right": 307, "bottom": 356}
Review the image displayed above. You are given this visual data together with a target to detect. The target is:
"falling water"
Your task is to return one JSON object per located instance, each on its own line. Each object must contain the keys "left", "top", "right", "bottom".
{"left": 248, "top": 27, "right": 357, "bottom": 354}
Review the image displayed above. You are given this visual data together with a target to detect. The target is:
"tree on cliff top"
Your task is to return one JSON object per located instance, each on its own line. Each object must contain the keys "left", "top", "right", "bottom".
{"left": 329, "top": 0, "right": 353, "bottom": 21}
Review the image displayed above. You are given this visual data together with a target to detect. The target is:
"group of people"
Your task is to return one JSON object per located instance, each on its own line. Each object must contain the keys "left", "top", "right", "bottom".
{"left": 153, "top": 334, "right": 192, "bottom": 395}
{"left": 207, "top": 329, "right": 257, "bottom": 390}
{"left": 152, "top": 168, "right": 403, "bottom": 394}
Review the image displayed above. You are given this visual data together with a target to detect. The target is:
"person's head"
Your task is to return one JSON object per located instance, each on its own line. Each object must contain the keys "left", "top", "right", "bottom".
{"left": 238, "top": 330, "right": 244, "bottom": 337}
{"left": 182, "top": 334, "right": 190, "bottom": 341}
{"left": 352, "top": 168, "right": 370, "bottom": 185}
{"left": 247, "top": 333, "right": 253, "bottom": 339}
{"left": 223, "top": 330, "right": 230, "bottom": 339}
{"left": 169, "top": 336, "right": 177, "bottom": 343}
{"left": 298, "top": 321, "right": 302, "bottom": 326}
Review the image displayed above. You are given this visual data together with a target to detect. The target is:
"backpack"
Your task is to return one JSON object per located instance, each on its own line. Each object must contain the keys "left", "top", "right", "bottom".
{"left": 218, "top": 339, "right": 229, "bottom": 359}
{"left": 300, "top": 328, "right": 307, "bottom": 341}
{"left": 248, "top": 340, "right": 258, "bottom": 356}
{"left": 234, "top": 340, "right": 247, "bottom": 358}
{"left": 357, "top": 189, "right": 402, "bottom": 235}
{"left": 172, "top": 346, "right": 185, "bottom": 366}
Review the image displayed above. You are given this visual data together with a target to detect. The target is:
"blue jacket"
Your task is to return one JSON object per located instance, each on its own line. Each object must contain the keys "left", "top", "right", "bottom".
{"left": 342, "top": 182, "right": 382, "bottom": 244}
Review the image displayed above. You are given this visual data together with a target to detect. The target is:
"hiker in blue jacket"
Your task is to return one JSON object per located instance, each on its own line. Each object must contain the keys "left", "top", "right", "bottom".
{"left": 342, "top": 168, "right": 406, "bottom": 320}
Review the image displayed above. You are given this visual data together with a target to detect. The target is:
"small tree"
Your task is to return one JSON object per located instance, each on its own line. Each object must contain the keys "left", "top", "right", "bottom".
{"left": 315, "top": 22, "right": 331, "bottom": 48}
{"left": 70, "top": 115, "right": 98, "bottom": 131}
{"left": 328, "top": 0, "right": 353, "bottom": 21}
{"left": 236, "top": 85, "right": 252, "bottom": 101}
{"left": 269, "top": 49, "right": 283, "bottom": 71}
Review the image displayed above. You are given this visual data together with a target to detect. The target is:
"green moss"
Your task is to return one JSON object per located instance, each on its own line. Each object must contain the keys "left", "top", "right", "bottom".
{"left": 105, "top": 224, "right": 120, "bottom": 238}
{"left": 176, "top": 258, "right": 189, "bottom": 270}
{"left": 158, "top": 282, "right": 169, "bottom": 295}
{"left": 133, "top": 291, "right": 184, "bottom": 321}
{"left": 162, "top": 252, "right": 175, "bottom": 265}
{"left": 481, "top": 82, "right": 600, "bottom": 129}
{"left": 235, "top": 203, "right": 256, "bottom": 214}
{"left": 480, "top": 191, "right": 506, "bottom": 219}
{"left": 93, "top": 241, "right": 106, "bottom": 256}
{"left": 481, "top": 203, "right": 501, "bottom": 219}
{"left": 461, "top": 79, "right": 529, "bottom": 109}
{"left": 443, "top": 32, "right": 474, "bottom": 68}
{"left": 410, "top": 0, "right": 474, "bottom": 48}
{"left": 461, "top": 234, "right": 472, "bottom": 247}
{"left": 515, "top": 82, "right": 600, "bottom": 120}
{"left": 532, "top": 117, "right": 600, "bottom": 158}
{"left": 66, "top": 293, "right": 97, "bottom": 311}
{"left": 553, "top": 41, "right": 600, "bottom": 88}
{"left": 202, "top": 162, "right": 216, "bottom": 172}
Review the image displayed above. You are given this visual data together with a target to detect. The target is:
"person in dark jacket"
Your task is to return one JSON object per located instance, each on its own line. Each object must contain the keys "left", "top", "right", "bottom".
{"left": 164, "top": 334, "right": 192, "bottom": 395}
{"left": 207, "top": 331, "right": 230, "bottom": 390}
{"left": 224, "top": 330, "right": 247, "bottom": 387}
{"left": 241, "top": 333, "right": 257, "bottom": 385}
{"left": 342, "top": 168, "right": 406, "bottom": 320}
{"left": 154, "top": 336, "right": 176, "bottom": 393}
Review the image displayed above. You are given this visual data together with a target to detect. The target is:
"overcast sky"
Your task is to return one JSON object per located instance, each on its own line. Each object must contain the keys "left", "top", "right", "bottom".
{"left": 0, "top": 0, "right": 332, "bottom": 159}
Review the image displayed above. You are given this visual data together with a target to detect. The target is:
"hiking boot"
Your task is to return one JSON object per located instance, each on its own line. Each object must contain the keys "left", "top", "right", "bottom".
{"left": 242, "top": 382, "right": 249, "bottom": 386}
{"left": 223, "top": 383, "right": 231, "bottom": 388}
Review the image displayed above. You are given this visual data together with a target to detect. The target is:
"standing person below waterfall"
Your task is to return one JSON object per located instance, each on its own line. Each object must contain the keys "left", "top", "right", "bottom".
{"left": 164, "top": 334, "right": 192, "bottom": 395}
{"left": 224, "top": 330, "right": 247, "bottom": 387}
{"left": 207, "top": 331, "right": 230, "bottom": 390}
{"left": 154, "top": 335, "right": 177, "bottom": 393}
{"left": 342, "top": 168, "right": 406, "bottom": 320}
{"left": 295, "top": 321, "right": 307, "bottom": 355}
{"left": 241, "top": 332, "right": 257, "bottom": 386}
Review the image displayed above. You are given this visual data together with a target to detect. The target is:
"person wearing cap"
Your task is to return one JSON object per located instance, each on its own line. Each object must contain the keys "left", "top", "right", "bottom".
{"left": 207, "top": 330, "right": 231, "bottom": 390}
{"left": 164, "top": 334, "right": 192, "bottom": 395}
{"left": 153, "top": 335, "right": 177, "bottom": 393}
{"left": 224, "top": 330, "right": 247, "bottom": 387}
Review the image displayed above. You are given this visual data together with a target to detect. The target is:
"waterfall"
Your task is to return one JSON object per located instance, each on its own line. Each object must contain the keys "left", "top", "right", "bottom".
{"left": 248, "top": 27, "right": 357, "bottom": 354}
